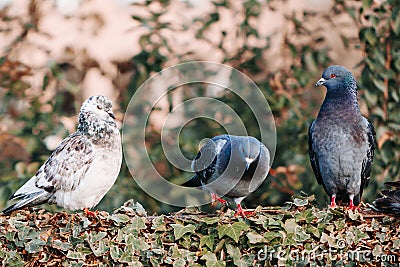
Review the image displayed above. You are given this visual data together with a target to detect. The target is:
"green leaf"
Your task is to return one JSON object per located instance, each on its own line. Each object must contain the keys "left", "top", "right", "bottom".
{"left": 283, "top": 218, "right": 298, "bottom": 234}
{"left": 25, "top": 238, "right": 46, "bottom": 253}
{"left": 372, "top": 78, "right": 386, "bottom": 93}
{"left": 200, "top": 235, "right": 215, "bottom": 250}
{"left": 263, "top": 231, "right": 283, "bottom": 242}
{"left": 200, "top": 251, "right": 226, "bottom": 267}
{"left": 293, "top": 198, "right": 308, "bottom": 207}
{"left": 130, "top": 216, "right": 147, "bottom": 232}
{"left": 52, "top": 240, "right": 73, "bottom": 251}
{"left": 171, "top": 224, "right": 196, "bottom": 240}
{"left": 362, "top": 0, "right": 372, "bottom": 9}
{"left": 92, "top": 240, "right": 109, "bottom": 257}
{"left": 152, "top": 215, "right": 167, "bottom": 232}
{"left": 294, "top": 226, "right": 310, "bottom": 242}
{"left": 217, "top": 222, "right": 249, "bottom": 243}
{"left": 66, "top": 251, "right": 86, "bottom": 260}
{"left": 199, "top": 217, "right": 220, "bottom": 225}
{"left": 246, "top": 231, "right": 265, "bottom": 244}
{"left": 225, "top": 243, "right": 240, "bottom": 262}
{"left": 88, "top": 231, "right": 107, "bottom": 244}
{"left": 173, "top": 258, "right": 186, "bottom": 267}
{"left": 110, "top": 245, "right": 121, "bottom": 260}
{"left": 110, "top": 214, "right": 130, "bottom": 224}
{"left": 393, "top": 12, "right": 400, "bottom": 35}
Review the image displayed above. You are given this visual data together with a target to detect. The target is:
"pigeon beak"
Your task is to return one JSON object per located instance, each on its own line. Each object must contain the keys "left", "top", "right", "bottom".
{"left": 108, "top": 112, "right": 116, "bottom": 119}
{"left": 316, "top": 78, "right": 325, "bottom": 87}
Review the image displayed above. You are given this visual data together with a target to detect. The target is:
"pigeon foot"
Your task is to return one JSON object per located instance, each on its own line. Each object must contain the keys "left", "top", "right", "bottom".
{"left": 234, "top": 204, "right": 254, "bottom": 218}
{"left": 329, "top": 195, "right": 337, "bottom": 209}
{"left": 211, "top": 193, "right": 227, "bottom": 205}
{"left": 83, "top": 207, "right": 98, "bottom": 217}
{"left": 346, "top": 199, "right": 357, "bottom": 211}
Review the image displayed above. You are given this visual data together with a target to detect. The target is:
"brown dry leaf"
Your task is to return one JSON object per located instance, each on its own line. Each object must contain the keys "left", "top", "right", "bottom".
{"left": 377, "top": 131, "right": 394, "bottom": 149}
{"left": 0, "top": 133, "right": 30, "bottom": 162}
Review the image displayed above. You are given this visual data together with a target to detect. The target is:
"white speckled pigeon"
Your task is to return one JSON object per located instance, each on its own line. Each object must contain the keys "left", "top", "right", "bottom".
{"left": 3, "top": 96, "right": 122, "bottom": 215}
{"left": 308, "top": 65, "right": 375, "bottom": 210}
{"left": 181, "top": 134, "right": 270, "bottom": 217}
{"left": 373, "top": 181, "right": 400, "bottom": 214}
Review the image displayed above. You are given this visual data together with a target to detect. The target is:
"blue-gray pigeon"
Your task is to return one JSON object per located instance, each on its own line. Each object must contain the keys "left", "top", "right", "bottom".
{"left": 181, "top": 134, "right": 271, "bottom": 217}
{"left": 373, "top": 181, "right": 400, "bottom": 214}
{"left": 308, "top": 65, "right": 375, "bottom": 210}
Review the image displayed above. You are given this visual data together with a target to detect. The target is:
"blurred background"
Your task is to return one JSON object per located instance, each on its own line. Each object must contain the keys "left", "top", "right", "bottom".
{"left": 0, "top": 0, "right": 399, "bottom": 214}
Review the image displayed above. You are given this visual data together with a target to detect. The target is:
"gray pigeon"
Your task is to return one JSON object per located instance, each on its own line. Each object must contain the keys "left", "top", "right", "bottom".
{"left": 308, "top": 65, "right": 375, "bottom": 210}
{"left": 181, "top": 134, "right": 270, "bottom": 217}
{"left": 3, "top": 95, "right": 122, "bottom": 215}
{"left": 373, "top": 181, "right": 400, "bottom": 214}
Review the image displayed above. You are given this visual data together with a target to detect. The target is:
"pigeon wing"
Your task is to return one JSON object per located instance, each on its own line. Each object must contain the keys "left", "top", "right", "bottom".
{"left": 361, "top": 118, "right": 375, "bottom": 188}
{"left": 33, "top": 132, "right": 95, "bottom": 193}
{"left": 308, "top": 121, "right": 323, "bottom": 185}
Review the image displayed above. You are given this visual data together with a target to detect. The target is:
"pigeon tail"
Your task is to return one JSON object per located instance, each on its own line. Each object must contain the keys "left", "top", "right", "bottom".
{"left": 2, "top": 190, "right": 50, "bottom": 214}
{"left": 373, "top": 181, "right": 400, "bottom": 213}
{"left": 9, "top": 177, "right": 40, "bottom": 200}
{"left": 181, "top": 174, "right": 202, "bottom": 188}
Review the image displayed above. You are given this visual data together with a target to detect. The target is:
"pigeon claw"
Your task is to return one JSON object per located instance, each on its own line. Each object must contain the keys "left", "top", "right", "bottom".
{"left": 234, "top": 204, "right": 254, "bottom": 218}
{"left": 83, "top": 207, "right": 98, "bottom": 217}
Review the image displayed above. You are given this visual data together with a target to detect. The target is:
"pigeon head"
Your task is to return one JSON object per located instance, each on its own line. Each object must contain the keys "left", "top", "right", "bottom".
{"left": 236, "top": 136, "right": 261, "bottom": 170}
{"left": 80, "top": 95, "right": 116, "bottom": 122}
{"left": 78, "top": 95, "right": 118, "bottom": 136}
{"left": 315, "top": 65, "right": 357, "bottom": 96}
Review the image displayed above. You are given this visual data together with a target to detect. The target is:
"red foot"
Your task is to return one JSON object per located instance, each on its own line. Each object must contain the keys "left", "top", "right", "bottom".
{"left": 329, "top": 195, "right": 337, "bottom": 209}
{"left": 269, "top": 168, "right": 277, "bottom": 176}
{"left": 346, "top": 199, "right": 357, "bottom": 211}
{"left": 211, "top": 193, "right": 227, "bottom": 205}
{"left": 234, "top": 204, "right": 254, "bottom": 218}
{"left": 83, "top": 208, "right": 98, "bottom": 217}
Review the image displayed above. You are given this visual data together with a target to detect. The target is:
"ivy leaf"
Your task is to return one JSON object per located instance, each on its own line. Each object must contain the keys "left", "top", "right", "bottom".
{"left": 110, "top": 214, "right": 130, "bottom": 224}
{"left": 217, "top": 222, "right": 249, "bottom": 243}
{"left": 66, "top": 251, "right": 86, "bottom": 260}
{"left": 171, "top": 224, "right": 196, "bottom": 240}
{"left": 88, "top": 231, "right": 107, "bottom": 244}
{"left": 200, "top": 235, "right": 215, "bottom": 250}
{"left": 246, "top": 231, "right": 265, "bottom": 244}
{"left": 293, "top": 198, "right": 308, "bottom": 207}
{"left": 199, "top": 217, "right": 220, "bottom": 225}
{"left": 110, "top": 245, "right": 121, "bottom": 260}
{"left": 24, "top": 238, "right": 46, "bottom": 253}
{"left": 200, "top": 251, "right": 226, "bottom": 267}
{"left": 173, "top": 258, "right": 186, "bottom": 267}
{"left": 283, "top": 218, "right": 298, "bottom": 234}
{"left": 132, "top": 216, "right": 147, "bottom": 230}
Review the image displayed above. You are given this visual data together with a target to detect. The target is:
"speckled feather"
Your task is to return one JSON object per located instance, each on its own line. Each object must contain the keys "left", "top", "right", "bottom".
{"left": 309, "top": 65, "right": 375, "bottom": 207}
{"left": 3, "top": 95, "right": 122, "bottom": 214}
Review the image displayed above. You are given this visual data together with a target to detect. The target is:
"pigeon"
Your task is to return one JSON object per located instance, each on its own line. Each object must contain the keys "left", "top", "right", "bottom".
{"left": 181, "top": 134, "right": 271, "bottom": 217}
{"left": 2, "top": 95, "right": 122, "bottom": 215}
{"left": 308, "top": 65, "right": 375, "bottom": 210}
{"left": 373, "top": 181, "right": 400, "bottom": 214}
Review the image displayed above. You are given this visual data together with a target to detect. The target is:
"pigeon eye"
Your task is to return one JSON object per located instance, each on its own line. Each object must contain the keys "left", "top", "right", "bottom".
{"left": 97, "top": 105, "right": 103, "bottom": 110}
{"left": 330, "top": 74, "right": 336, "bottom": 78}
